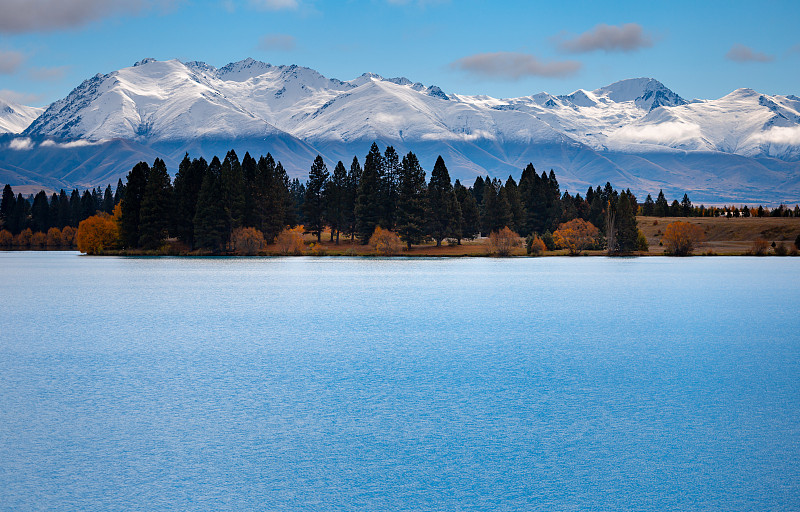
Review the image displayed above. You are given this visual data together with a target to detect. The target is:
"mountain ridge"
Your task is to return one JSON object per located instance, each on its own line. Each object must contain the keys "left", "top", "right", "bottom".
{"left": 2, "top": 57, "right": 800, "bottom": 202}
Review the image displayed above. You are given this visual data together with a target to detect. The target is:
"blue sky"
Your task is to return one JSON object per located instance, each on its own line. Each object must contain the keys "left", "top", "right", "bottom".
{"left": 1, "top": 0, "right": 798, "bottom": 107}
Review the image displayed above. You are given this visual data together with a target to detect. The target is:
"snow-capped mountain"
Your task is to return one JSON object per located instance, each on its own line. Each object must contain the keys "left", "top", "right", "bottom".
{"left": 0, "top": 98, "right": 43, "bottom": 134}
{"left": 4, "top": 58, "right": 800, "bottom": 202}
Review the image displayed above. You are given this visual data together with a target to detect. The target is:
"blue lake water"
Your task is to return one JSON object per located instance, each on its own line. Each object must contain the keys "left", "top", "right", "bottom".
{"left": 1, "top": 251, "right": 799, "bottom": 511}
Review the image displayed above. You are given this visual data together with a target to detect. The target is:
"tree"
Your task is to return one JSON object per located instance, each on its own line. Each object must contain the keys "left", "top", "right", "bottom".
{"left": 613, "top": 190, "right": 639, "bottom": 253}
{"left": 526, "top": 235, "right": 547, "bottom": 256}
{"left": 139, "top": 158, "right": 173, "bottom": 249}
{"left": 426, "top": 155, "right": 459, "bottom": 246}
{"left": 326, "top": 161, "right": 348, "bottom": 243}
{"left": 661, "top": 221, "right": 705, "bottom": 256}
{"left": 355, "top": 143, "right": 384, "bottom": 243}
{"left": 382, "top": 146, "right": 401, "bottom": 229}
{"left": 642, "top": 194, "right": 655, "bottom": 216}
{"left": 10, "top": 193, "right": 30, "bottom": 234}
{"left": 482, "top": 178, "right": 511, "bottom": 235}
{"left": 344, "top": 156, "right": 361, "bottom": 241}
{"left": 31, "top": 190, "right": 50, "bottom": 233}
{"left": 119, "top": 161, "right": 149, "bottom": 248}
{"left": 654, "top": 189, "right": 668, "bottom": 217}
{"left": 102, "top": 184, "right": 115, "bottom": 213}
{"left": 221, "top": 150, "right": 246, "bottom": 229}
{"left": 231, "top": 227, "right": 265, "bottom": 255}
{"left": 275, "top": 226, "right": 305, "bottom": 255}
{"left": 47, "top": 227, "right": 62, "bottom": 247}
{"left": 76, "top": 211, "right": 120, "bottom": 255}
{"left": 369, "top": 226, "right": 403, "bottom": 255}
{"left": 80, "top": 189, "right": 96, "bottom": 222}
{"left": 173, "top": 154, "right": 207, "bottom": 248}
{"left": 455, "top": 179, "right": 480, "bottom": 242}
{"left": 193, "top": 156, "right": 229, "bottom": 252}
{"left": 681, "top": 193, "right": 692, "bottom": 217}
{"left": 0, "top": 184, "right": 15, "bottom": 227}
{"left": 489, "top": 226, "right": 520, "bottom": 256}
{"left": 395, "top": 152, "right": 427, "bottom": 249}
{"left": 553, "top": 218, "right": 599, "bottom": 255}
{"left": 504, "top": 176, "right": 525, "bottom": 233}
{"left": 304, "top": 155, "right": 329, "bottom": 242}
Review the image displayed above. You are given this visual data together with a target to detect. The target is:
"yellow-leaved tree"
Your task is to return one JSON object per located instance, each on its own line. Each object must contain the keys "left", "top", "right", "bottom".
{"left": 661, "top": 221, "right": 705, "bottom": 256}
{"left": 76, "top": 205, "right": 122, "bottom": 254}
{"left": 553, "top": 219, "right": 598, "bottom": 255}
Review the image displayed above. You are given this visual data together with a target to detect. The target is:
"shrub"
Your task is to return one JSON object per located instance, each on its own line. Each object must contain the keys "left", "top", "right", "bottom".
{"left": 661, "top": 221, "right": 705, "bottom": 256}
{"left": 553, "top": 219, "right": 599, "bottom": 255}
{"left": 231, "top": 227, "right": 265, "bottom": 255}
{"left": 61, "top": 226, "right": 76, "bottom": 247}
{"left": 13, "top": 228, "right": 32, "bottom": 247}
{"left": 636, "top": 230, "right": 649, "bottom": 252}
{"left": 0, "top": 229, "right": 12, "bottom": 247}
{"left": 369, "top": 226, "right": 403, "bottom": 255}
{"left": 795, "top": 233, "right": 800, "bottom": 250}
{"left": 526, "top": 235, "right": 547, "bottom": 256}
{"left": 30, "top": 231, "right": 47, "bottom": 248}
{"left": 76, "top": 213, "right": 120, "bottom": 254}
{"left": 774, "top": 242, "right": 788, "bottom": 256}
{"left": 275, "top": 226, "right": 305, "bottom": 255}
{"left": 541, "top": 230, "right": 556, "bottom": 251}
{"left": 46, "top": 227, "right": 62, "bottom": 247}
{"left": 489, "top": 226, "right": 520, "bottom": 256}
{"left": 748, "top": 237, "right": 769, "bottom": 256}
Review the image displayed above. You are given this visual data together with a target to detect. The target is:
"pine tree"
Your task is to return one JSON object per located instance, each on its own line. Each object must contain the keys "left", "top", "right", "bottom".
{"left": 355, "top": 143, "right": 384, "bottom": 243}
{"left": 472, "top": 176, "right": 485, "bottom": 206}
{"left": 654, "top": 189, "right": 668, "bottom": 217}
{"left": 344, "top": 156, "right": 361, "bottom": 240}
{"left": 10, "top": 193, "right": 30, "bottom": 233}
{"left": 614, "top": 189, "right": 639, "bottom": 253}
{"left": 642, "top": 194, "right": 655, "bottom": 216}
{"left": 518, "top": 164, "right": 546, "bottom": 235}
{"left": 1, "top": 184, "right": 15, "bottom": 227}
{"left": 193, "top": 156, "right": 229, "bottom": 252}
{"left": 139, "top": 158, "right": 174, "bottom": 250}
{"left": 31, "top": 190, "right": 50, "bottom": 233}
{"left": 69, "top": 189, "right": 81, "bottom": 227}
{"left": 221, "top": 150, "right": 246, "bottom": 229}
{"left": 80, "top": 190, "right": 96, "bottom": 222}
{"left": 426, "top": 155, "right": 459, "bottom": 246}
{"left": 102, "top": 184, "right": 114, "bottom": 213}
{"left": 482, "top": 178, "right": 512, "bottom": 234}
{"left": 383, "top": 146, "right": 400, "bottom": 229}
{"left": 396, "top": 152, "right": 427, "bottom": 249}
{"left": 504, "top": 176, "right": 525, "bottom": 233}
{"left": 173, "top": 155, "right": 207, "bottom": 248}
{"left": 48, "top": 193, "right": 60, "bottom": 229}
{"left": 289, "top": 178, "right": 305, "bottom": 226}
{"left": 681, "top": 194, "right": 692, "bottom": 217}
{"left": 456, "top": 181, "right": 480, "bottom": 241}
{"left": 114, "top": 178, "right": 126, "bottom": 206}
{"left": 241, "top": 152, "right": 258, "bottom": 228}
{"left": 119, "top": 162, "right": 149, "bottom": 248}
{"left": 304, "top": 155, "right": 329, "bottom": 242}
{"left": 325, "top": 161, "right": 348, "bottom": 243}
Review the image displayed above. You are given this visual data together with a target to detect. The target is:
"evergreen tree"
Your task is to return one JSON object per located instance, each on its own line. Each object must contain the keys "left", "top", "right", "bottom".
{"left": 139, "top": 158, "right": 174, "bottom": 249}
{"left": 642, "top": 194, "right": 655, "bottom": 216}
{"left": 396, "top": 151, "right": 428, "bottom": 249}
{"left": 114, "top": 178, "right": 126, "bottom": 206}
{"left": 80, "top": 190, "right": 96, "bottom": 222}
{"left": 472, "top": 175, "right": 485, "bottom": 206}
{"left": 1, "top": 184, "right": 15, "bottom": 227}
{"left": 289, "top": 178, "right": 305, "bottom": 226}
{"left": 221, "top": 150, "right": 246, "bottom": 229}
{"left": 344, "top": 156, "right": 361, "bottom": 240}
{"left": 31, "top": 190, "right": 50, "bottom": 232}
{"left": 69, "top": 189, "right": 81, "bottom": 227}
{"left": 119, "top": 162, "right": 149, "bottom": 248}
{"left": 276, "top": 162, "right": 296, "bottom": 228}
{"left": 454, "top": 179, "right": 480, "bottom": 242}
{"left": 518, "top": 163, "right": 546, "bottom": 235}
{"left": 58, "top": 190, "right": 71, "bottom": 229}
{"left": 241, "top": 152, "right": 259, "bottom": 228}
{"left": 304, "top": 155, "right": 329, "bottom": 242}
{"left": 382, "top": 145, "right": 400, "bottom": 229}
{"left": 670, "top": 199, "right": 681, "bottom": 217}
{"left": 10, "top": 193, "right": 30, "bottom": 233}
{"left": 48, "top": 193, "right": 60, "bottom": 229}
{"left": 426, "top": 155, "right": 459, "bottom": 246}
{"left": 681, "top": 193, "right": 692, "bottom": 217}
{"left": 102, "top": 184, "right": 114, "bottom": 213}
{"left": 325, "top": 161, "right": 348, "bottom": 243}
{"left": 172, "top": 154, "right": 207, "bottom": 248}
{"left": 504, "top": 176, "right": 524, "bottom": 233}
{"left": 654, "top": 189, "right": 668, "bottom": 217}
{"left": 193, "top": 156, "right": 229, "bottom": 252}
{"left": 482, "top": 178, "right": 512, "bottom": 234}
{"left": 614, "top": 189, "right": 639, "bottom": 253}
{"left": 355, "top": 143, "right": 384, "bottom": 242}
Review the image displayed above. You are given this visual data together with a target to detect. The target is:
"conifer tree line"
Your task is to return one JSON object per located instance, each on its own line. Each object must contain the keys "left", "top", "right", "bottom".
{"left": 4, "top": 141, "right": 798, "bottom": 252}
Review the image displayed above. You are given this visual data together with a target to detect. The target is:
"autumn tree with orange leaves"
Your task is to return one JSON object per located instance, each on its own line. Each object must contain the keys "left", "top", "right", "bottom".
{"left": 76, "top": 204, "right": 122, "bottom": 255}
{"left": 553, "top": 219, "right": 598, "bottom": 255}
{"left": 661, "top": 221, "right": 705, "bottom": 256}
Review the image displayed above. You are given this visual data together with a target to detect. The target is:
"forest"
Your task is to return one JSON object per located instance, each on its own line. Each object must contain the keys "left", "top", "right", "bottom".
{"left": 1, "top": 142, "right": 797, "bottom": 255}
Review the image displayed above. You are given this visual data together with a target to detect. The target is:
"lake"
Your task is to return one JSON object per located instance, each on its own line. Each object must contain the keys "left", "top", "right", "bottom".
{"left": 1, "top": 252, "right": 799, "bottom": 511}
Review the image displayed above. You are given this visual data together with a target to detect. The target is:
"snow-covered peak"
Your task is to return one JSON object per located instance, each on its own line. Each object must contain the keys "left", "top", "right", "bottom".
{"left": 133, "top": 57, "right": 157, "bottom": 67}
{"left": 0, "top": 98, "right": 44, "bottom": 134}
{"left": 216, "top": 58, "right": 275, "bottom": 81}
{"left": 594, "top": 78, "right": 686, "bottom": 111}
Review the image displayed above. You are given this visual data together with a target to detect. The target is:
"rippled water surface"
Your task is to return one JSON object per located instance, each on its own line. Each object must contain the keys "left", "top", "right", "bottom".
{"left": 1, "top": 252, "right": 799, "bottom": 511}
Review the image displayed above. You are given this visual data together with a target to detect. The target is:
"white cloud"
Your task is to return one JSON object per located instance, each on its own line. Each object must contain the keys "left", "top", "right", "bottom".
{"left": 39, "top": 139, "right": 106, "bottom": 148}
{"left": 9, "top": 138, "right": 34, "bottom": 150}
{"left": 0, "top": 89, "right": 42, "bottom": 104}
{"left": 614, "top": 122, "right": 701, "bottom": 143}
{"left": 249, "top": 0, "right": 298, "bottom": 10}
{"left": 753, "top": 126, "right": 800, "bottom": 145}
